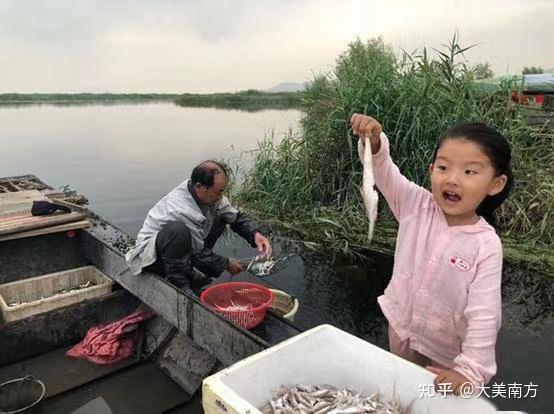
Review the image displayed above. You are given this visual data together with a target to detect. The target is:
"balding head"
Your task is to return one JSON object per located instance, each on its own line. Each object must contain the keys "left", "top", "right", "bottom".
{"left": 191, "top": 160, "right": 229, "bottom": 205}
{"left": 191, "top": 160, "right": 229, "bottom": 188}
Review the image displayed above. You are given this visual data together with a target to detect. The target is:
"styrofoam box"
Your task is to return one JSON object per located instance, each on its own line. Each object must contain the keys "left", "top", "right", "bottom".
{"left": 0, "top": 266, "right": 113, "bottom": 323}
{"left": 203, "top": 324, "right": 497, "bottom": 414}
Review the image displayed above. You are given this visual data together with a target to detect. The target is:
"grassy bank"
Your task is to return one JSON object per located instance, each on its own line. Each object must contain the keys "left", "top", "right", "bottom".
{"left": 0, "top": 91, "right": 303, "bottom": 111}
{"left": 174, "top": 90, "right": 302, "bottom": 111}
{"left": 0, "top": 93, "right": 179, "bottom": 105}
{"left": 235, "top": 37, "right": 553, "bottom": 275}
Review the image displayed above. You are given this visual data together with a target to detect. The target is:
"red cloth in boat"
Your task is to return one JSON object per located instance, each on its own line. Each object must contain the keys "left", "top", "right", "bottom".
{"left": 66, "top": 309, "right": 154, "bottom": 364}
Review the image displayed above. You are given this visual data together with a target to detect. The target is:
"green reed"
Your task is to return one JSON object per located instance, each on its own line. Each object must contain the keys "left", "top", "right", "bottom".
{"left": 236, "top": 36, "right": 553, "bottom": 272}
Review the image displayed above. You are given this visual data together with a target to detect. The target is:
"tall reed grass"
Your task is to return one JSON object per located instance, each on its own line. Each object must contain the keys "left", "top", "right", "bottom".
{"left": 236, "top": 36, "right": 553, "bottom": 270}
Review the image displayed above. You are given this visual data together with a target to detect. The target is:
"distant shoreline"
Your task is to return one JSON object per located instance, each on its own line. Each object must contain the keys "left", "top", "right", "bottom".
{"left": 0, "top": 91, "right": 303, "bottom": 110}
{"left": 0, "top": 93, "right": 179, "bottom": 102}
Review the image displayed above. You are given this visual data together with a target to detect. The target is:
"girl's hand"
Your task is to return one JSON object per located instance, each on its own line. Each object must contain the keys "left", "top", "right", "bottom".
{"left": 350, "top": 113, "right": 382, "bottom": 154}
{"left": 426, "top": 366, "right": 473, "bottom": 396}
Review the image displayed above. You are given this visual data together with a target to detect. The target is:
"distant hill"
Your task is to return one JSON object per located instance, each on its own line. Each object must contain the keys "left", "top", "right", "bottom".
{"left": 268, "top": 82, "right": 305, "bottom": 92}
{"left": 545, "top": 68, "right": 554, "bottom": 74}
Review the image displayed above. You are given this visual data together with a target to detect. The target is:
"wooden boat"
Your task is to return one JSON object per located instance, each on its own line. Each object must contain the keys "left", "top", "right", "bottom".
{"left": 0, "top": 175, "right": 301, "bottom": 413}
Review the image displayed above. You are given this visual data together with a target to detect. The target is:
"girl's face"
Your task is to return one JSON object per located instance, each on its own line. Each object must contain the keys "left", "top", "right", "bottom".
{"left": 429, "top": 138, "right": 507, "bottom": 226}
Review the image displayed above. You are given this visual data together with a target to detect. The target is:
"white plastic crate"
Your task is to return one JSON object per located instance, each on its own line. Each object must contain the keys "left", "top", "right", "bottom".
{"left": 203, "top": 324, "right": 497, "bottom": 414}
{"left": 0, "top": 266, "right": 113, "bottom": 323}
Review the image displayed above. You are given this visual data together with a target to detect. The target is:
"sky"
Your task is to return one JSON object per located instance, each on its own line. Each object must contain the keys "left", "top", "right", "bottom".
{"left": 0, "top": 0, "right": 552, "bottom": 93}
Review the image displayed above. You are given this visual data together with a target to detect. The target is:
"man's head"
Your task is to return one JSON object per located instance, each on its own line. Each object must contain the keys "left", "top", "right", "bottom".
{"left": 190, "top": 161, "right": 229, "bottom": 205}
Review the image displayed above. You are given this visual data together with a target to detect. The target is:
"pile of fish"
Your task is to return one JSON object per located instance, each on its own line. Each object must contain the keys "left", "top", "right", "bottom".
{"left": 214, "top": 300, "right": 253, "bottom": 312}
{"left": 7, "top": 280, "right": 96, "bottom": 307}
{"left": 246, "top": 256, "right": 277, "bottom": 276}
{"left": 245, "top": 254, "right": 296, "bottom": 277}
{"left": 261, "top": 384, "right": 408, "bottom": 414}
{"left": 7, "top": 301, "right": 26, "bottom": 308}
{"left": 55, "top": 280, "right": 96, "bottom": 295}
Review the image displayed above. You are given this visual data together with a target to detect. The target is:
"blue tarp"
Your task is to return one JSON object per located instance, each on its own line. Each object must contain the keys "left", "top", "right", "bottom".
{"left": 520, "top": 74, "right": 554, "bottom": 93}
{"left": 478, "top": 74, "right": 554, "bottom": 93}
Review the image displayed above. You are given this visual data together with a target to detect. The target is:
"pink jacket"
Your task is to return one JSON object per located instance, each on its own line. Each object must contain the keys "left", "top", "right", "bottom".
{"left": 359, "top": 134, "right": 502, "bottom": 384}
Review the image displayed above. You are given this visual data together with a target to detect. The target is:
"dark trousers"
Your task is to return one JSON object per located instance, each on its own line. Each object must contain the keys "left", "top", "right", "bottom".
{"left": 146, "top": 219, "right": 226, "bottom": 291}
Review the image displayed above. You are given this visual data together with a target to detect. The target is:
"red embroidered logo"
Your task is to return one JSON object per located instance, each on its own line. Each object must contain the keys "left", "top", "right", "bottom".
{"left": 450, "top": 256, "right": 471, "bottom": 271}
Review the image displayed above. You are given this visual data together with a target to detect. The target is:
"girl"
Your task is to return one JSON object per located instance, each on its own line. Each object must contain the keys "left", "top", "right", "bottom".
{"left": 350, "top": 114, "right": 513, "bottom": 395}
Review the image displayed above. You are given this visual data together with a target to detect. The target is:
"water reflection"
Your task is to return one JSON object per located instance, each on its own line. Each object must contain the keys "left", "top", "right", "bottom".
{"left": 0, "top": 103, "right": 300, "bottom": 235}
{"left": 0, "top": 100, "right": 299, "bottom": 113}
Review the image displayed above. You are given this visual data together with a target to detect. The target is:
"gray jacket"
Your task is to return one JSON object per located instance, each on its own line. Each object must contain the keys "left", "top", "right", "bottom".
{"left": 126, "top": 179, "right": 258, "bottom": 276}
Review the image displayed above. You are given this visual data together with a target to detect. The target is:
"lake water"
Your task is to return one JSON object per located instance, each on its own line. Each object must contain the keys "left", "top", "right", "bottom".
{"left": 0, "top": 102, "right": 299, "bottom": 234}
{"left": 1, "top": 102, "right": 551, "bottom": 413}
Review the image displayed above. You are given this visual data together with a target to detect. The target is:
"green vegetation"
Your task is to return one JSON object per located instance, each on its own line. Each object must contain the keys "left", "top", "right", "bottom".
{"left": 174, "top": 90, "right": 302, "bottom": 111}
{"left": 0, "top": 93, "right": 179, "bottom": 105}
{"left": 472, "top": 62, "right": 494, "bottom": 79}
{"left": 235, "top": 36, "right": 554, "bottom": 275}
{"left": 0, "top": 91, "right": 302, "bottom": 111}
{"left": 522, "top": 66, "right": 544, "bottom": 75}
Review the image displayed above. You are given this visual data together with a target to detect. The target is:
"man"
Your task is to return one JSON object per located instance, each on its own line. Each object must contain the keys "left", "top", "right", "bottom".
{"left": 126, "top": 160, "right": 272, "bottom": 293}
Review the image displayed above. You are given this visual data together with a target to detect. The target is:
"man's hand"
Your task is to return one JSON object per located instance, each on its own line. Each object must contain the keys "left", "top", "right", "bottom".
{"left": 227, "top": 258, "right": 244, "bottom": 275}
{"left": 254, "top": 232, "right": 272, "bottom": 259}
{"left": 426, "top": 366, "right": 473, "bottom": 396}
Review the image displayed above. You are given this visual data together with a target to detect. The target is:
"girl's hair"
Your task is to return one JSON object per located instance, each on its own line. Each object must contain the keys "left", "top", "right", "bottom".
{"left": 433, "top": 122, "right": 514, "bottom": 226}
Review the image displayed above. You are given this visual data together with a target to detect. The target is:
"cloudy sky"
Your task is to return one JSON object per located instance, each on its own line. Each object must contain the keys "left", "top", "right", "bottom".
{"left": 1, "top": 0, "right": 552, "bottom": 93}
